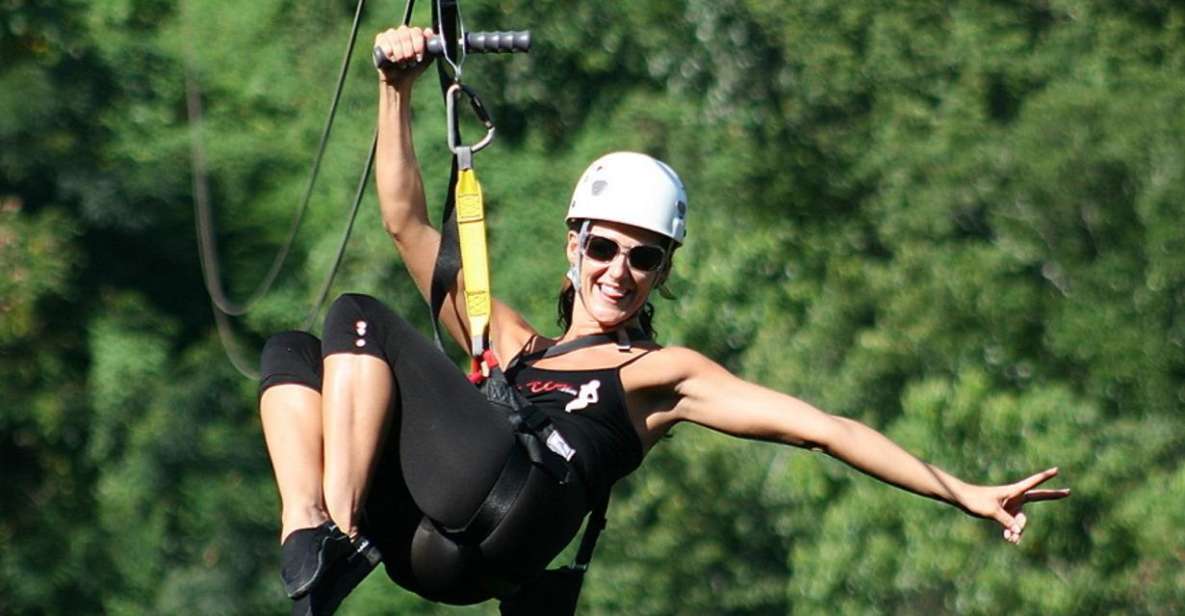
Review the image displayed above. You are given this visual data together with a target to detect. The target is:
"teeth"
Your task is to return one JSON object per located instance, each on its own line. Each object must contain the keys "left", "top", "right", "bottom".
{"left": 598, "top": 283, "right": 629, "bottom": 300}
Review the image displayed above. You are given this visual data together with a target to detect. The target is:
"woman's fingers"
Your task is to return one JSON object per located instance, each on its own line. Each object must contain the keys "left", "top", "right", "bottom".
{"left": 994, "top": 508, "right": 1021, "bottom": 538}
{"left": 999, "top": 510, "right": 1027, "bottom": 544}
{"left": 409, "top": 27, "right": 427, "bottom": 63}
{"left": 1012, "top": 467, "right": 1060, "bottom": 496}
{"left": 1023, "top": 488, "right": 1072, "bottom": 503}
{"left": 374, "top": 26, "right": 434, "bottom": 70}
{"left": 996, "top": 468, "right": 1071, "bottom": 545}
{"left": 1005, "top": 468, "right": 1070, "bottom": 511}
{"left": 374, "top": 28, "right": 398, "bottom": 62}
{"left": 398, "top": 32, "right": 415, "bottom": 66}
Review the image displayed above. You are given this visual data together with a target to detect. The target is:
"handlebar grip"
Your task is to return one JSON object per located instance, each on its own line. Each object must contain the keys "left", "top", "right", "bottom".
{"left": 375, "top": 31, "right": 531, "bottom": 69}
{"left": 440, "top": 31, "right": 531, "bottom": 55}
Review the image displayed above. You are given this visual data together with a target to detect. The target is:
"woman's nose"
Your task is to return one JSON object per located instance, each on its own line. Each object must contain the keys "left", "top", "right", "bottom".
{"left": 606, "top": 252, "right": 631, "bottom": 278}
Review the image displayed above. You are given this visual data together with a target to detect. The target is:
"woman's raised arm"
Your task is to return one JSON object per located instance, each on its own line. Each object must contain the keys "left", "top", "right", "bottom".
{"left": 374, "top": 27, "right": 464, "bottom": 336}
{"left": 659, "top": 347, "right": 1070, "bottom": 543}
{"left": 373, "top": 26, "right": 534, "bottom": 358}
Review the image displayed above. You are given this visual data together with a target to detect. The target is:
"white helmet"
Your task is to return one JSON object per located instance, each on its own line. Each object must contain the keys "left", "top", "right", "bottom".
{"left": 566, "top": 152, "right": 688, "bottom": 244}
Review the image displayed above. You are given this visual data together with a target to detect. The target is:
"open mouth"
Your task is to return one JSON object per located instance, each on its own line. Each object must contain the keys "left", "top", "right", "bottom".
{"left": 595, "top": 281, "right": 632, "bottom": 303}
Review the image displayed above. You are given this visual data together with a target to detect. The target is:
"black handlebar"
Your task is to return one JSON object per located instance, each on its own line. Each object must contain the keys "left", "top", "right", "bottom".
{"left": 433, "top": 31, "right": 531, "bottom": 55}
{"left": 374, "top": 31, "right": 530, "bottom": 69}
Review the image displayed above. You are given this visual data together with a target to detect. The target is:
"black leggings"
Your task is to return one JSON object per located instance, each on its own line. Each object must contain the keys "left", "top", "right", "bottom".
{"left": 259, "top": 293, "right": 588, "bottom": 604}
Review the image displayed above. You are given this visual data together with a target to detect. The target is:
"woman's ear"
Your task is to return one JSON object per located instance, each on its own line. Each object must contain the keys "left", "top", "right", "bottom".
{"left": 566, "top": 230, "right": 580, "bottom": 265}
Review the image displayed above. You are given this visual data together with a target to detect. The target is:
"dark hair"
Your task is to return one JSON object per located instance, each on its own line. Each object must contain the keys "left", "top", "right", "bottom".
{"left": 556, "top": 277, "right": 657, "bottom": 338}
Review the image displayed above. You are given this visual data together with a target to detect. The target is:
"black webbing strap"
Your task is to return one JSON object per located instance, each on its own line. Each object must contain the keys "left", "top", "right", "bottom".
{"left": 484, "top": 361, "right": 574, "bottom": 484}
{"left": 428, "top": 159, "right": 461, "bottom": 349}
{"left": 427, "top": 0, "right": 463, "bottom": 350}
{"left": 454, "top": 324, "right": 644, "bottom": 548}
{"left": 449, "top": 436, "right": 532, "bottom": 541}
{"left": 572, "top": 490, "right": 609, "bottom": 571}
{"left": 446, "top": 362, "right": 571, "bottom": 544}
{"left": 507, "top": 328, "right": 650, "bottom": 371}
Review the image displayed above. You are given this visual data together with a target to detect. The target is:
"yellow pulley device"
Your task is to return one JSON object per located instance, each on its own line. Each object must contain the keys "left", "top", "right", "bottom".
{"left": 455, "top": 166, "right": 491, "bottom": 358}
{"left": 445, "top": 83, "right": 497, "bottom": 365}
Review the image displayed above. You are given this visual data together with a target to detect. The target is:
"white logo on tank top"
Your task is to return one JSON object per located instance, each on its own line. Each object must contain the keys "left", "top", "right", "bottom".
{"left": 564, "top": 379, "right": 602, "bottom": 412}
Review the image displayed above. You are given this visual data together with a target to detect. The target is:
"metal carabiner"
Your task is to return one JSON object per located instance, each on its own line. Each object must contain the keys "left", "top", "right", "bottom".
{"left": 445, "top": 83, "right": 495, "bottom": 159}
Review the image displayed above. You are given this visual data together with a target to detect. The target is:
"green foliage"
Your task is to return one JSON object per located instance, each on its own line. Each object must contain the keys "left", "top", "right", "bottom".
{"left": 0, "top": 200, "right": 96, "bottom": 612}
{"left": 2, "top": 0, "right": 1183, "bottom": 614}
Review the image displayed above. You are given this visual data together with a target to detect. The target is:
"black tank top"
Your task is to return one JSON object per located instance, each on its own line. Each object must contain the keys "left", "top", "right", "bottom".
{"left": 506, "top": 353, "right": 649, "bottom": 501}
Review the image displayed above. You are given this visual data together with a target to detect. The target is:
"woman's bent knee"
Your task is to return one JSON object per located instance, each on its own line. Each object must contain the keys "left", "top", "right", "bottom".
{"left": 259, "top": 331, "right": 323, "bottom": 396}
{"left": 322, "top": 293, "right": 413, "bottom": 363}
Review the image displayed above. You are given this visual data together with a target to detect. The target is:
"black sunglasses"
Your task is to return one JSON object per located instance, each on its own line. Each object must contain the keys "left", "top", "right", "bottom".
{"left": 583, "top": 235, "right": 668, "bottom": 272}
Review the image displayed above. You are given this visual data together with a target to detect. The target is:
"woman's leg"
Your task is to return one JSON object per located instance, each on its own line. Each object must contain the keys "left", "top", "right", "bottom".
{"left": 321, "top": 352, "right": 395, "bottom": 540}
{"left": 261, "top": 330, "right": 375, "bottom": 606}
{"left": 261, "top": 384, "right": 330, "bottom": 542}
{"left": 258, "top": 331, "right": 332, "bottom": 543}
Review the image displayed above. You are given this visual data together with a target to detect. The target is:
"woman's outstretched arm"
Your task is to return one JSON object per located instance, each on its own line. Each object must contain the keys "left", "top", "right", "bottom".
{"left": 653, "top": 347, "right": 1070, "bottom": 544}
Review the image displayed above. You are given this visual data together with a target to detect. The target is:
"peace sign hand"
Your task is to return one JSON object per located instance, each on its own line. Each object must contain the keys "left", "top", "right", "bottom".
{"left": 959, "top": 467, "right": 1071, "bottom": 545}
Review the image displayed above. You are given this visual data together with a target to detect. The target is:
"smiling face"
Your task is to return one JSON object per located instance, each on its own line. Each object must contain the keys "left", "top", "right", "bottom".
{"left": 566, "top": 220, "right": 672, "bottom": 332}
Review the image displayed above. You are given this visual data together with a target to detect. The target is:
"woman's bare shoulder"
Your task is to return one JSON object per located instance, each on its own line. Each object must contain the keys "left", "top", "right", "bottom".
{"left": 624, "top": 344, "right": 721, "bottom": 387}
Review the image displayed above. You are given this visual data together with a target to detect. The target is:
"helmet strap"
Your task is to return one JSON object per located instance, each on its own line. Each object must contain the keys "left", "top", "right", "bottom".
{"left": 568, "top": 220, "right": 591, "bottom": 295}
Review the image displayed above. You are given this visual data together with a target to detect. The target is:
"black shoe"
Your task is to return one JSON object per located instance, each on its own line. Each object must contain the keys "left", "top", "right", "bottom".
{"left": 280, "top": 522, "right": 353, "bottom": 599}
{"left": 291, "top": 536, "right": 382, "bottom": 616}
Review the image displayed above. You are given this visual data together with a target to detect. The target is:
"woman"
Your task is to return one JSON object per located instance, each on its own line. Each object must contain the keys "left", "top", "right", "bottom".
{"left": 258, "top": 25, "right": 1070, "bottom": 615}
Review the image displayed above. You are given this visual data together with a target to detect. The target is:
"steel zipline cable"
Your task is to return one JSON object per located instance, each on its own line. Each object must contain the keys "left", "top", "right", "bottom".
{"left": 185, "top": 0, "right": 380, "bottom": 378}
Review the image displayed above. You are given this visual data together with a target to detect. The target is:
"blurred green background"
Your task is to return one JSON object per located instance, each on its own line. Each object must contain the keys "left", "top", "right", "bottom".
{"left": 2, "top": 0, "right": 1183, "bottom": 614}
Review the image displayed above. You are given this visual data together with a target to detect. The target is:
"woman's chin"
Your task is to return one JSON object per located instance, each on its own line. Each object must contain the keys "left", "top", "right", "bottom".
{"left": 579, "top": 286, "right": 646, "bottom": 329}
{"left": 586, "top": 303, "right": 639, "bottom": 330}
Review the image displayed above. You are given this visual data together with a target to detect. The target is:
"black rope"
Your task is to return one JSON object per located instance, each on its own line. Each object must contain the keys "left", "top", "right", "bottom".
{"left": 283, "top": 0, "right": 426, "bottom": 331}
{"left": 302, "top": 132, "right": 376, "bottom": 331}
{"left": 191, "top": 0, "right": 370, "bottom": 317}
{"left": 183, "top": 2, "right": 260, "bottom": 378}
{"left": 186, "top": 0, "right": 372, "bottom": 377}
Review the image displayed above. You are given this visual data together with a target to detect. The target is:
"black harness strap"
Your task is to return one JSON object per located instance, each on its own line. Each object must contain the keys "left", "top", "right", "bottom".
{"left": 452, "top": 330, "right": 649, "bottom": 567}
{"left": 507, "top": 328, "right": 650, "bottom": 371}
{"left": 573, "top": 491, "right": 609, "bottom": 571}
{"left": 428, "top": 159, "right": 462, "bottom": 349}
{"left": 448, "top": 434, "right": 532, "bottom": 541}
{"left": 483, "top": 355, "right": 574, "bottom": 484}
{"left": 427, "top": 0, "right": 464, "bottom": 350}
